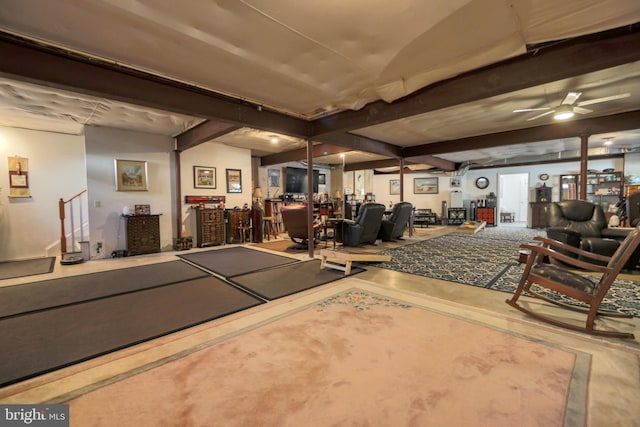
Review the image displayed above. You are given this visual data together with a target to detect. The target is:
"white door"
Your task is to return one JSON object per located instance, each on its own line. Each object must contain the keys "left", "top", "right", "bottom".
{"left": 498, "top": 173, "right": 529, "bottom": 224}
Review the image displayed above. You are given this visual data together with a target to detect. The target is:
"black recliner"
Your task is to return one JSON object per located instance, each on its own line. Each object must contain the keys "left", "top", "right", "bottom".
{"left": 337, "top": 203, "right": 385, "bottom": 247}
{"left": 546, "top": 200, "right": 637, "bottom": 266}
{"left": 378, "top": 202, "right": 413, "bottom": 241}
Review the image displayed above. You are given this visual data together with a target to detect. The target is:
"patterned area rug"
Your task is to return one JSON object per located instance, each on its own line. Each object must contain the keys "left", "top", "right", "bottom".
{"left": 65, "top": 286, "right": 586, "bottom": 426}
{"left": 377, "top": 227, "right": 640, "bottom": 316}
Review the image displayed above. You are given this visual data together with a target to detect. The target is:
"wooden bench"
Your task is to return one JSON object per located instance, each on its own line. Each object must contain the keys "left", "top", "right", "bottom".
{"left": 319, "top": 249, "right": 391, "bottom": 275}
{"left": 453, "top": 221, "right": 487, "bottom": 234}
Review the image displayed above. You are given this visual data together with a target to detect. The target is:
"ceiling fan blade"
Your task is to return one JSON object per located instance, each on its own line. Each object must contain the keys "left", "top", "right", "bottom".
{"left": 576, "top": 93, "right": 631, "bottom": 106}
{"left": 573, "top": 106, "right": 593, "bottom": 115}
{"left": 561, "top": 92, "right": 582, "bottom": 105}
{"left": 526, "top": 110, "right": 555, "bottom": 121}
{"left": 513, "top": 107, "right": 550, "bottom": 113}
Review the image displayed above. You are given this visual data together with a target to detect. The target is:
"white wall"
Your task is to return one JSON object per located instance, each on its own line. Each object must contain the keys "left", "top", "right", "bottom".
{"left": 85, "top": 126, "right": 175, "bottom": 258}
{"left": 0, "top": 126, "right": 86, "bottom": 260}
{"left": 365, "top": 157, "right": 624, "bottom": 217}
{"left": 180, "top": 141, "right": 252, "bottom": 237}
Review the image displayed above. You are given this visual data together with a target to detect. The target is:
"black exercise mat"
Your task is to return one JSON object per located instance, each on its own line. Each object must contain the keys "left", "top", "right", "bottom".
{"left": 229, "top": 259, "right": 363, "bottom": 300}
{"left": 0, "top": 277, "right": 263, "bottom": 387}
{"left": 0, "top": 261, "right": 209, "bottom": 319}
{"left": 178, "top": 246, "right": 298, "bottom": 278}
{"left": 0, "top": 257, "right": 55, "bottom": 280}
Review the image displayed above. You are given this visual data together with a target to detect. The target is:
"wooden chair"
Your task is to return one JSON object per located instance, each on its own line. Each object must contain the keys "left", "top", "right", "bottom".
{"left": 237, "top": 218, "right": 253, "bottom": 244}
{"left": 506, "top": 227, "right": 640, "bottom": 339}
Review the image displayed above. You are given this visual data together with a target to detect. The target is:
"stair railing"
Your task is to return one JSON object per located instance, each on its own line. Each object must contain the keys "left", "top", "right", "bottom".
{"left": 59, "top": 189, "right": 87, "bottom": 255}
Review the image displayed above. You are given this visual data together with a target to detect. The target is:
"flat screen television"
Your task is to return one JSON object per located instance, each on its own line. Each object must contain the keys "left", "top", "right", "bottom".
{"left": 285, "top": 167, "right": 319, "bottom": 193}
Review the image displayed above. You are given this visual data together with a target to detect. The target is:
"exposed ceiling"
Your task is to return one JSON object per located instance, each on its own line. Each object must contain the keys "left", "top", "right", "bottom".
{"left": 0, "top": 1, "right": 639, "bottom": 172}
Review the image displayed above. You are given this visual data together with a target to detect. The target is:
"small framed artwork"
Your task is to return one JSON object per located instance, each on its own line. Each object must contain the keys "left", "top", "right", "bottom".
{"left": 389, "top": 179, "right": 400, "bottom": 195}
{"left": 194, "top": 166, "right": 216, "bottom": 189}
{"left": 414, "top": 177, "right": 438, "bottom": 194}
{"left": 318, "top": 173, "right": 326, "bottom": 185}
{"left": 115, "top": 159, "right": 148, "bottom": 191}
{"left": 135, "top": 204, "right": 151, "bottom": 215}
{"left": 7, "top": 156, "right": 31, "bottom": 197}
{"left": 226, "top": 168, "right": 242, "bottom": 193}
{"left": 268, "top": 168, "right": 280, "bottom": 187}
{"left": 450, "top": 177, "right": 461, "bottom": 188}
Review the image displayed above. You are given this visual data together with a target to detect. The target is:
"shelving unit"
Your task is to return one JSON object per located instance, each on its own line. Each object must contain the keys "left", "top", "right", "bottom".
{"left": 265, "top": 199, "right": 284, "bottom": 233}
{"left": 560, "top": 172, "right": 622, "bottom": 208}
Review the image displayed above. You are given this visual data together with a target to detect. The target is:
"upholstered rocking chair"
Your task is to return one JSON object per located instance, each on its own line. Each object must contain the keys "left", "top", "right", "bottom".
{"left": 506, "top": 227, "right": 640, "bottom": 339}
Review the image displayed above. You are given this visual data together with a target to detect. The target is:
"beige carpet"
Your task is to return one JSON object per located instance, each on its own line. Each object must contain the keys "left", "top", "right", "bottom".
{"left": 61, "top": 281, "right": 586, "bottom": 426}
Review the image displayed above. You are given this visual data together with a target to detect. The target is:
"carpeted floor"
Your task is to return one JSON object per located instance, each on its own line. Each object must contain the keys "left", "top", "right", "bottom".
{"left": 0, "top": 277, "right": 263, "bottom": 387}
{"left": 178, "top": 246, "right": 298, "bottom": 277}
{"left": 377, "top": 227, "right": 640, "bottom": 316}
{"left": 64, "top": 285, "right": 588, "bottom": 426}
{"left": 0, "top": 257, "right": 55, "bottom": 280}
{"left": 0, "top": 260, "right": 209, "bottom": 318}
{"left": 229, "top": 259, "right": 364, "bottom": 300}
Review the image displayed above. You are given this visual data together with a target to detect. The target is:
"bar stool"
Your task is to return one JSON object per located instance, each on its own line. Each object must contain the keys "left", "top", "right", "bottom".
{"left": 262, "top": 216, "right": 278, "bottom": 240}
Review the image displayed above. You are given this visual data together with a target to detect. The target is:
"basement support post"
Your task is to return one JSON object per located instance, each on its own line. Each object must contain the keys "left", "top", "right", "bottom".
{"left": 580, "top": 134, "right": 589, "bottom": 200}
{"left": 174, "top": 149, "right": 182, "bottom": 240}
{"left": 307, "top": 139, "right": 315, "bottom": 259}
{"left": 399, "top": 158, "right": 405, "bottom": 201}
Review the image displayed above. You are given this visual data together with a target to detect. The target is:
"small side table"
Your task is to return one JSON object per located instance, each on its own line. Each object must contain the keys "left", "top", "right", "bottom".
{"left": 325, "top": 218, "right": 345, "bottom": 248}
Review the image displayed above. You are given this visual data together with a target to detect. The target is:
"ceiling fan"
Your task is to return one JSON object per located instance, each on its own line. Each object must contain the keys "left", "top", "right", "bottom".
{"left": 513, "top": 91, "right": 630, "bottom": 121}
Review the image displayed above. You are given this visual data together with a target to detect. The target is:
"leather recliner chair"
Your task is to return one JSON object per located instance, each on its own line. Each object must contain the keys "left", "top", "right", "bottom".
{"left": 378, "top": 202, "right": 413, "bottom": 241}
{"left": 281, "top": 205, "right": 322, "bottom": 246}
{"left": 338, "top": 202, "right": 385, "bottom": 247}
{"left": 546, "top": 200, "right": 637, "bottom": 266}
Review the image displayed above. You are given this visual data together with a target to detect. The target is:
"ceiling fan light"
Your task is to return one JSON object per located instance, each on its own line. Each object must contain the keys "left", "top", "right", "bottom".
{"left": 553, "top": 105, "right": 574, "bottom": 120}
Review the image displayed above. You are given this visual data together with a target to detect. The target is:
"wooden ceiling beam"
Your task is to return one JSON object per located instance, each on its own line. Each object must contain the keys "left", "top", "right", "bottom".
{"left": 0, "top": 33, "right": 309, "bottom": 138}
{"left": 402, "top": 110, "right": 640, "bottom": 157}
{"left": 402, "top": 155, "right": 456, "bottom": 171}
{"left": 176, "top": 121, "right": 240, "bottom": 152}
{"left": 311, "top": 26, "right": 640, "bottom": 137}
{"left": 260, "top": 143, "right": 351, "bottom": 166}
{"left": 317, "top": 132, "right": 402, "bottom": 158}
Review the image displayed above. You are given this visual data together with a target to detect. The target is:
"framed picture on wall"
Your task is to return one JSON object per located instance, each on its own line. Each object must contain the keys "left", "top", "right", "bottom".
{"left": 318, "top": 173, "right": 326, "bottom": 185}
{"left": 193, "top": 166, "right": 216, "bottom": 189}
{"left": 414, "top": 177, "right": 438, "bottom": 194}
{"left": 226, "top": 168, "right": 242, "bottom": 193}
{"left": 268, "top": 168, "right": 280, "bottom": 187}
{"left": 114, "top": 159, "right": 148, "bottom": 191}
{"left": 389, "top": 179, "right": 400, "bottom": 195}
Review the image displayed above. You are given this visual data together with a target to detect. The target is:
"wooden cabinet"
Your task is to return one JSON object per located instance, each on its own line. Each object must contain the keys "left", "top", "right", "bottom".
{"left": 477, "top": 207, "right": 496, "bottom": 226}
{"left": 225, "top": 209, "right": 251, "bottom": 243}
{"left": 125, "top": 215, "right": 160, "bottom": 256}
{"left": 529, "top": 202, "right": 550, "bottom": 228}
{"left": 413, "top": 209, "right": 438, "bottom": 227}
{"left": 195, "top": 207, "right": 225, "bottom": 247}
{"left": 447, "top": 208, "right": 467, "bottom": 225}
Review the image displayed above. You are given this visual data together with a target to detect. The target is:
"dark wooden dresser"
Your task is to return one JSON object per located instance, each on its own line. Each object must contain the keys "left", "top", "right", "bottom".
{"left": 529, "top": 202, "right": 550, "bottom": 228}
{"left": 125, "top": 214, "right": 160, "bottom": 256}
{"left": 195, "top": 207, "right": 225, "bottom": 247}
